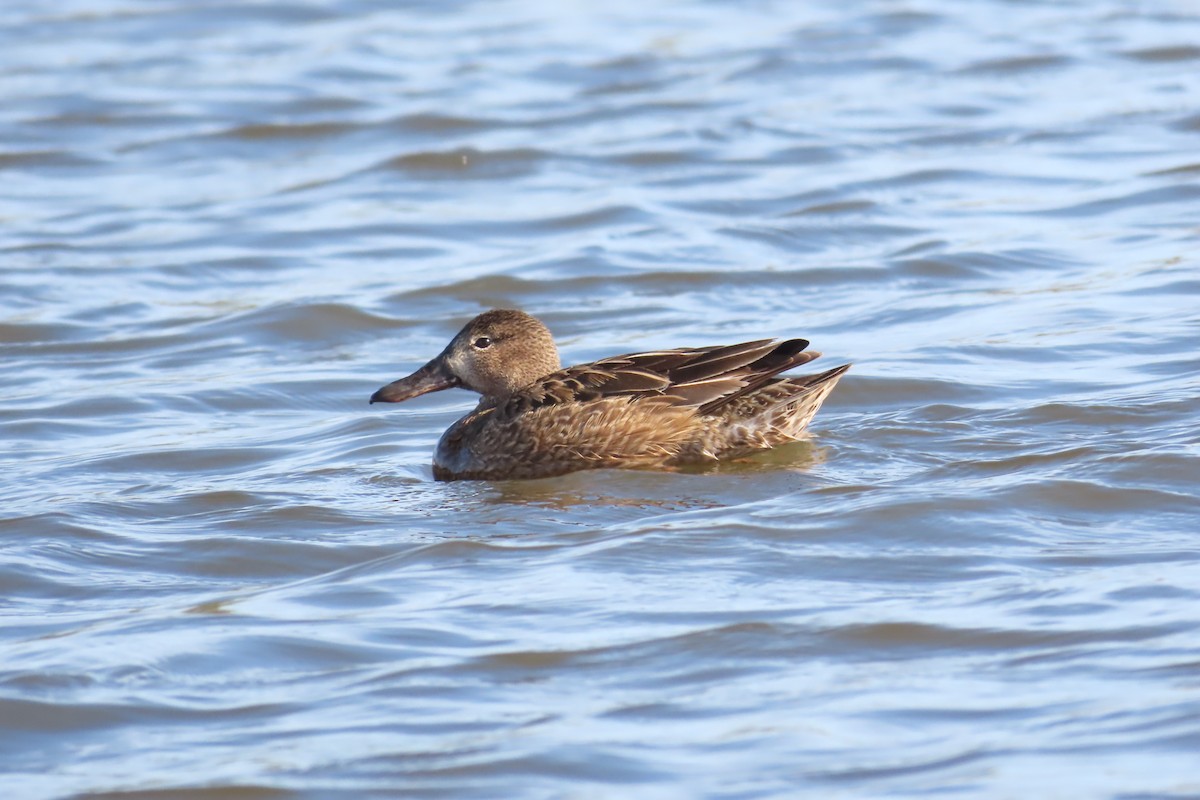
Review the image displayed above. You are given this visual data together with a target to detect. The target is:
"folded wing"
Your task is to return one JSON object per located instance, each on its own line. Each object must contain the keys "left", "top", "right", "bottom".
{"left": 504, "top": 338, "right": 822, "bottom": 416}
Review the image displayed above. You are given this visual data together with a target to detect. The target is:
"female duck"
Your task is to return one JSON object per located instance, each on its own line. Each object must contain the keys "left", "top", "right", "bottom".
{"left": 370, "top": 310, "right": 848, "bottom": 480}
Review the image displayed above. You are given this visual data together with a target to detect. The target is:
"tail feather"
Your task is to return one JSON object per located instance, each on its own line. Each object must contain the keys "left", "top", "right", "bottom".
{"left": 715, "top": 364, "right": 850, "bottom": 446}
{"left": 769, "top": 364, "right": 850, "bottom": 439}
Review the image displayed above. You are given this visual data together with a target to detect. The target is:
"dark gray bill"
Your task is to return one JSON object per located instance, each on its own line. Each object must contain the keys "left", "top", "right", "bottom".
{"left": 369, "top": 358, "right": 459, "bottom": 404}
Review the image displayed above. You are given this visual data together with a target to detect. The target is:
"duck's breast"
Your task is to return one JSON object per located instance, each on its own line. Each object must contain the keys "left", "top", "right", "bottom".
{"left": 433, "top": 397, "right": 699, "bottom": 480}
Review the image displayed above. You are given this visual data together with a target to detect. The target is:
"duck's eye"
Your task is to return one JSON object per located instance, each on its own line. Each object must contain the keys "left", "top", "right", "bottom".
{"left": 473, "top": 336, "right": 492, "bottom": 349}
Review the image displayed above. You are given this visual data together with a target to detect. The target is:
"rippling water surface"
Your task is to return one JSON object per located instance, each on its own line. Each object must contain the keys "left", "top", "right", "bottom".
{"left": 3, "top": 0, "right": 1200, "bottom": 797}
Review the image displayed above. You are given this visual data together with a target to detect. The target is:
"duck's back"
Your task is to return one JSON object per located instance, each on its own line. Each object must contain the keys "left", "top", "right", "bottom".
{"left": 431, "top": 339, "right": 849, "bottom": 480}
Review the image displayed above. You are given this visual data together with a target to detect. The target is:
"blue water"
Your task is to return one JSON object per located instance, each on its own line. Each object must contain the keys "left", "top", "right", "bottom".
{"left": 2, "top": 1, "right": 1199, "bottom": 797}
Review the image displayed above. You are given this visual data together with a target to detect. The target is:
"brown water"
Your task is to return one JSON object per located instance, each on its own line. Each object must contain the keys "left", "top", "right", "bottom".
{"left": 3, "top": 1, "right": 1200, "bottom": 797}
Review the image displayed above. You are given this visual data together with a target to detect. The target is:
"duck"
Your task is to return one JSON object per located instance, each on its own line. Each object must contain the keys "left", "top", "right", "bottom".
{"left": 370, "top": 309, "right": 849, "bottom": 481}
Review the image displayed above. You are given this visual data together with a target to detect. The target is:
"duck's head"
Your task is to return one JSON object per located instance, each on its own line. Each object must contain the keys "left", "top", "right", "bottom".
{"left": 370, "top": 309, "right": 561, "bottom": 406}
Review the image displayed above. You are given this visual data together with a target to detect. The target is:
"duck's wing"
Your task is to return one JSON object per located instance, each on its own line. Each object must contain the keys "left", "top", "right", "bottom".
{"left": 504, "top": 338, "right": 822, "bottom": 415}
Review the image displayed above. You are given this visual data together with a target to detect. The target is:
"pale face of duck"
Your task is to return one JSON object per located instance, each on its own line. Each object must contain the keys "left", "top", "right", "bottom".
{"left": 370, "top": 310, "right": 562, "bottom": 405}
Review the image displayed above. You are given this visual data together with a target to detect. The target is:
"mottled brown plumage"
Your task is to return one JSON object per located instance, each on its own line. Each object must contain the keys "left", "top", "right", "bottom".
{"left": 370, "top": 309, "right": 849, "bottom": 480}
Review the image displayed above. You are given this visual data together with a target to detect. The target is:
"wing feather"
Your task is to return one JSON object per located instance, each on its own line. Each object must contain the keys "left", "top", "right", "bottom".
{"left": 503, "top": 337, "right": 821, "bottom": 417}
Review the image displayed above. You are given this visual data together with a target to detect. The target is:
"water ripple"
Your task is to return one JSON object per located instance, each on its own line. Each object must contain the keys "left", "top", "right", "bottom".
{"left": 2, "top": 0, "right": 1199, "bottom": 797}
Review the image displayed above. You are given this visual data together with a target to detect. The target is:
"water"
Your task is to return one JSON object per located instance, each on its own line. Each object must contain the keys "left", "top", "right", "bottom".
{"left": 2, "top": 0, "right": 1199, "bottom": 797}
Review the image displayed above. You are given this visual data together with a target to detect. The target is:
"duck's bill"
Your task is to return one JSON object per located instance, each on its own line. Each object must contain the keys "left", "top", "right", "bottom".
{"left": 370, "top": 359, "right": 460, "bottom": 404}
